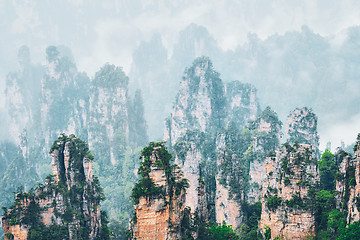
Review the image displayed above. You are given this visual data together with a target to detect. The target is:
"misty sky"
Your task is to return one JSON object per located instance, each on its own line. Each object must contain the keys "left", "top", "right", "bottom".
{"left": 1, "top": 0, "right": 360, "bottom": 149}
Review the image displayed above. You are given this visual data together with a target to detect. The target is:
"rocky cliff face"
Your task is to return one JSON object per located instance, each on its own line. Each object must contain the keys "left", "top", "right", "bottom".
{"left": 161, "top": 58, "right": 337, "bottom": 239}
{"left": 2, "top": 45, "right": 148, "bottom": 237}
{"left": 88, "top": 64, "right": 130, "bottom": 166}
{"left": 164, "top": 57, "right": 226, "bottom": 224}
{"left": 256, "top": 108, "right": 320, "bottom": 239}
{"left": 215, "top": 133, "right": 244, "bottom": 231}
{"left": 259, "top": 143, "right": 319, "bottom": 239}
{"left": 164, "top": 57, "right": 226, "bottom": 146}
{"left": 5, "top": 46, "right": 43, "bottom": 144}
{"left": 337, "top": 137, "right": 360, "bottom": 224}
{"left": 248, "top": 107, "right": 282, "bottom": 204}
{"left": 335, "top": 150, "right": 352, "bottom": 211}
{"left": 286, "top": 107, "right": 319, "bottom": 154}
{"left": 40, "top": 46, "right": 90, "bottom": 148}
{"left": 164, "top": 57, "right": 260, "bottom": 146}
{"left": 165, "top": 58, "right": 260, "bottom": 226}
{"left": 2, "top": 135, "right": 109, "bottom": 240}
{"left": 226, "top": 81, "right": 259, "bottom": 129}
{"left": 173, "top": 132, "right": 208, "bottom": 220}
{"left": 131, "top": 143, "right": 188, "bottom": 240}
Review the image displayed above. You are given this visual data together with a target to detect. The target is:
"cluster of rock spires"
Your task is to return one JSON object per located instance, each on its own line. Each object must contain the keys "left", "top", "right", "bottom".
{"left": 6, "top": 45, "right": 147, "bottom": 158}
{"left": 2, "top": 48, "right": 360, "bottom": 240}
{"left": 132, "top": 57, "right": 360, "bottom": 239}
{"left": 2, "top": 134, "right": 109, "bottom": 240}
{"left": 1, "top": 45, "right": 148, "bottom": 238}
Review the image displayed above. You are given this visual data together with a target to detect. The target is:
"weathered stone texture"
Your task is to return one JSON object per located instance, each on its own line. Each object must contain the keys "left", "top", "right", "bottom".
{"left": 2, "top": 137, "right": 102, "bottom": 240}
{"left": 259, "top": 144, "right": 318, "bottom": 239}
{"left": 132, "top": 150, "right": 186, "bottom": 240}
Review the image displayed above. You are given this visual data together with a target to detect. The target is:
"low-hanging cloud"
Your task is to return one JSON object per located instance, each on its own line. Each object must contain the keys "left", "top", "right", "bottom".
{"left": 1, "top": 0, "right": 360, "bottom": 149}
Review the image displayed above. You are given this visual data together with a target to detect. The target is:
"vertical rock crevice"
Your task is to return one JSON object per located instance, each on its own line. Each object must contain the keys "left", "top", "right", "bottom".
{"left": 2, "top": 134, "right": 109, "bottom": 240}
{"left": 131, "top": 142, "right": 189, "bottom": 240}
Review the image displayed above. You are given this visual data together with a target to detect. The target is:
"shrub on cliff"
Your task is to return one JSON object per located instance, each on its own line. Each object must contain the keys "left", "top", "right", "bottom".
{"left": 208, "top": 222, "right": 240, "bottom": 240}
{"left": 131, "top": 142, "right": 189, "bottom": 204}
{"left": 319, "top": 149, "right": 336, "bottom": 191}
{"left": 337, "top": 221, "right": 360, "bottom": 240}
{"left": 2, "top": 134, "right": 110, "bottom": 240}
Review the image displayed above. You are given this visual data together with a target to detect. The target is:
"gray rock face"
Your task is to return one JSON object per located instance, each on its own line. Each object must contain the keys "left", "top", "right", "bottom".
{"left": 286, "top": 107, "right": 319, "bottom": 154}
{"left": 215, "top": 133, "right": 244, "bottom": 230}
{"left": 41, "top": 46, "right": 90, "bottom": 148}
{"left": 259, "top": 143, "right": 319, "bottom": 239}
{"left": 226, "top": 81, "right": 259, "bottom": 129}
{"left": 6, "top": 45, "right": 146, "bottom": 162}
{"left": 166, "top": 57, "right": 261, "bottom": 229}
{"left": 2, "top": 135, "right": 106, "bottom": 240}
{"left": 165, "top": 57, "right": 226, "bottom": 146}
{"left": 88, "top": 64, "right": 130, "bottom": 166}
{"left": 343, "top": 138, "right": 360, "bottom": 224}
{"left": 6, "top": 46, "right": 43, "bottom": 144}
{"left": 248, "top": 107, "right": 282, "bottom": 203}
{"left": 165, "top": 57, "right": 327, "bottom": 237}
{"left": 2, "top": 46, "right": 148, "bottom": 237}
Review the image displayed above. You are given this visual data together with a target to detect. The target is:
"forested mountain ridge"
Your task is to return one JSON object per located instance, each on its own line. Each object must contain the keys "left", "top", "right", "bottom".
{"left": 129, "top": 24, "right": 360, "bottom": 144}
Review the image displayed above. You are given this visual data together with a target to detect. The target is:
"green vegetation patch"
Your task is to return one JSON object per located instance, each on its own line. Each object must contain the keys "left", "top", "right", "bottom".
{"left": 131, "top": 142, "right": 189, "bottom": 205}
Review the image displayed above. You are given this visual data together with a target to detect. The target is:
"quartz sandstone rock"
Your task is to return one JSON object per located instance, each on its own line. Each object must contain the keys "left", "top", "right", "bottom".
{"left": 215, "top": 134, "right": 244, "bottom": 230}
{"left": 2, "top": 135, "right": 105, "bottom": 240}
{"left": 164, "top": 57, "right": 225, "bottom": 226}
{"left": 345, "top": 143, "right": 360, "bottom": 224}
{"left": 259, "top": 143, "right": 318, "bottom": 239}
{"left": 174, "top": 139, "right": 205, "bottom": 215}
{"left": 88, "top": 64, "right": 130, "bottom": 165}
{"left": 2, "top": 224, "right": 29, "bottom": 240}
{"left": 132, "top": 146, "right": 187, "bottom": 240}
{"left": 165, "top": 57, "right": 260, "bottom": 229}
{"left": 248, "top": 107, "right": 282, "bottom": 204}
{"left": 164, "top": 57, "right": 224, "bottom": 146}
{"left": 226, "top": 81, "right": 259, "bottom": 130}
{"left": 5, "top": 46, "right": 43, "bottom": 145}
{"left": 248, "top": 159, "right": 268, "bottom": 203}
{"left": 286, "top": 107, "right": 319, "bottom": 155}
{"left": 335, "top": 150, "right": 352, "bottom": 211}
{"left": 40, "top": 46, "right": 90, "bottom": 148}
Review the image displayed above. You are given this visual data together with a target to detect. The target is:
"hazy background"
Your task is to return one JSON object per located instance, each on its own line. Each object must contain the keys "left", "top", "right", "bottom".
{"left": 1, "top": 0, "right": 360, "bottom": 149}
